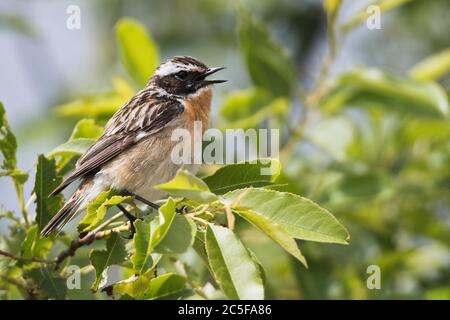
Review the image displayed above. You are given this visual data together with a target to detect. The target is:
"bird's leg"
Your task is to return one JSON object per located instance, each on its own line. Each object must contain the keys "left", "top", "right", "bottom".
{"left": 122, "top": 191, "right": 160, "bottom": 211}
{"left": 123, "top": 191, "right": 186, "bottom": 214}
{"left": 116, "top": 203, "right": 136, "bottom": 239}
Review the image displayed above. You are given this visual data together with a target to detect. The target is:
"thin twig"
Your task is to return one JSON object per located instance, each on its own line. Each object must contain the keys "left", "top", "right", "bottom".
{"left": 0, "top": 274, "right": 37, "bottom": 300}
{"left": 224, "top": 206, "right": 235, "bottom": 231}
{"left": 306, "top": 5, "right": 340, "bottom": 108}
{"left": 0, "top": 249, "right": 54, "bottom": 264}
{"left": 54, "top": 223, "right": 130, "bottom": 270}
{"left": 281, "top": 5, "right": 342, "bottom": 160}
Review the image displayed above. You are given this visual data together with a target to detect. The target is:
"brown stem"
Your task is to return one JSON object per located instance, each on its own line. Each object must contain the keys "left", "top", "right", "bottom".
{"left": 54, "top": 223, "right": 130, "bottom": 270}
{"left": 281, "top": 5, "right": 342, "bottom": 159}
{"left": 306, "top": 6, "right": 340, "bottom": 108}
{"left": 0, "top": 249, "right": 54, "bottom": 264}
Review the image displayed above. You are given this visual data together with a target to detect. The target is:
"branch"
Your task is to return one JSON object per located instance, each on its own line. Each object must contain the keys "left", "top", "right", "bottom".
{"left": 0, "top": 249, "right": 54, "bottom": 264}
{"left": 306, "top": 4, "right": 340, "bottom": 108}
{"left": 281, "top": 4, "right": 343, "bottom": 159}
{"left": 54, "top": 223, "right": 130, "bottom": 270}
{"left": 0, "top": 275, "right": 37, "bottom": 300}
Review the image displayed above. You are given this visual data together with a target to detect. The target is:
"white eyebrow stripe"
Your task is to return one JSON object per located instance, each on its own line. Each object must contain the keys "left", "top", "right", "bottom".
{"left": 155, "top": 64, "right": 185, "bottom": 77}
{"left": 154, "top": 62, "right": 203, "bottom": 77}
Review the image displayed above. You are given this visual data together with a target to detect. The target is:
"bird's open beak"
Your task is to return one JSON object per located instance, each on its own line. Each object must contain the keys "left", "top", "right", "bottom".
{"left": 197, "top": 67, "right": 227, "bottom": 84}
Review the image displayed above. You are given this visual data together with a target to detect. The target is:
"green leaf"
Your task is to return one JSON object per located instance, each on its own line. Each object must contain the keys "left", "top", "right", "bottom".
{"left": 70, "top": 118, "right": 104, "bottom": 140}
{"left": 341, "top": 0, "right": 415, "bottom": 31}
{"left": 222, "top": 188, "right": 350, "bottom": 244}
{"left": 324, "top": 0, "right": 342, "bottom": 16}
{"left": 0, "top": 102, "right": 18, "bottom": 170}
{"left": 49, "top": 138, "right": 95, "bottom": 158}
{"left": 49, "top": 119, "right": 103, "bottom": 174}
{"left": 246, "top": 248, "right": 266, "bottom": 287}
{"left": 90, "top": 232, "right": 127, "bottom": 291}
{"left": 322, "top": 68, "right": 449, "bottom": 118}
{"left": 238, "top": 10, "right": 296, "bottom": 98}
{"left": 154, "top": 215, "right": 196, "bottom": 254}
{"left": 193, "top": 229, "right": 209, "bottom": 265}
{"left": 203, "top": 159, "right": 281, "bottom": 195}
{"left": 116, "top": 18, "right": 160, "bottom": 86}
{"left": 0, "top": 169, "right": 28, "bottom": 183}
{"left": 236, "top": 209, "right": 307, "bottom": 267}
{"left": 150, "top": 198, "right": 176, "bottom": 248}
{"left": 0, "top": 102, "right": 28, "bottom": 212}
{"left": 409, "top": 48, "right": 450, "bottom": 81}
{"left": 402, "top": 119, "right": 450, "bottom": 143}
{"left": 78, "top": 191, "right": 131, "bottom": 233}
{"left": 156, "top": 170, "right": 218, "bottom": 203}
{"left": 306, "top": 117, "right": 354, "bottom": 161}
{"left": 219, "top": 97, "right": 289, "bottom": 129}
{"left": 147, "top": 273, "right": 188, "bottom": 300}
{"left": 205, "top": 224, "right": 264, "bottom": 300}
{"left": 25, "top": 266, "right": 66, "bottom": 299}
{"left": 56, "top": 92, "right": 128, "bottom": 120}
{"left": 109, "top": 274, "right": 152, "bottom": 299}
{"left": 220, "top": 88, "right": 272, "bottom": 121}
{"left": 34, "top": 155, "right": 64, "bottom": 233}
{"left": 131, "top": 220, "right": 153, "bottom": 274}
{"left": 20, "top": 225, "right": 52, "bottom": 261}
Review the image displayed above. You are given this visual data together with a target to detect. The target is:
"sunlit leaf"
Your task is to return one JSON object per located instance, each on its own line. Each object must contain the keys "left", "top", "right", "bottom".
{"left": 0, "top": 102, "right": 28, "bottom": 209}
{"left": 112, "top": 77, "right": 135, "bottom": 99}
{"left": 223, "top": 188, "right": 350, "bottom": 244}
{"left": 220, "top": 88, "right": 272, "bottom": 121}
{"left": 0, "top": 102, "right": 18, "bottom": 171}
{"left": 236, "top": 209, "right": 307, "bottom": 267}
{"left": 56, "top": 92, "right": 127, "bottom": 120}
{"left": 219, "top": 97, "right": 289, "bottom": 129}
{"left": 323, "top": 0, "right": 342, "bottom": 16}
{"left": 131, "top": 220, "right": 153, "bottom": 274}
{"left": 78, "top": 190, "right": 131, "bottom": 233}
{"left": 154, "top": 215, "right": 196, "bottom": 254}
{"left": 24, "top": 266, "right": 66, "bottom": 299}
{"left": 307, "top": 117, "right": 354, "bottom": 161}
{"left": 203, "top": 159, "right": 281, "bottom": 195}
{"left": 90, "top": 232, "right": 127, "bottom": 291}
{"left": 322, "top": 68, "right": 449, "bottom": 117}
{"left": 150, "top": 198, "right": 176, "bottom": 249}
{"left": 147, "top": 273, "right": 188, "bottom": 300}
{"left": 409, "top": 48, "right": 450, "bottom": 81}
{"left": 342, "top": 0, "right": 416, "bottom": 31}
{"left": 402, "top": 119, "right": 450, "bottom": 142}
{"left": 156, "top": 170, "right": 218, "bottom": 203}
{"left": 108, "top": 274, "right": 151, "bottom": 299}
{"left": 20, "top": 225, "right": 52, "bottom": 263}
{"left": 116, "top": 18, "right": 160, "bottom": 86}
{"left": 34, "top": 155, "right": 64, "bottom": 233}
{"left": 49, "top": 138, "right": 95, "bottom": 158}
{"left": 205, "top": 223, "right": 264, "bottom": 300}
{"left": 239, "top": 10, "right": 296, "bottom": 98}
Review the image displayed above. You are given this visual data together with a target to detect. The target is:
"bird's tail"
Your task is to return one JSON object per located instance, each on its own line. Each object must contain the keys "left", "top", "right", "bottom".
{"left": 40, "top": 178, "right": 97, "bottom": 237}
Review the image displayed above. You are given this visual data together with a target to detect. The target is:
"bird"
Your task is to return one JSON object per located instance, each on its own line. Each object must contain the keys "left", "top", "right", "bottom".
{"left": 41, "top": 56, "right": 226, "bottom": 237}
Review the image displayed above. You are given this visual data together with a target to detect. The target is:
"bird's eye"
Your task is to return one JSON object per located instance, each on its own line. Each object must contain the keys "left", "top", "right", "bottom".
{"left": 175, "top": 71, "right": 188, "bottom": 81}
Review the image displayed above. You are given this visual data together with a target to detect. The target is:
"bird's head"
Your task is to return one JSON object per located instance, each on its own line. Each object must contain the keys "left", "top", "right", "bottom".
{"left": 150, "top": 56, "right": 226, "bottom": 97}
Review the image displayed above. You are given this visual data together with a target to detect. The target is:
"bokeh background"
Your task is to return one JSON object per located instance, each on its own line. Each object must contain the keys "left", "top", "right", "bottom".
{"left": 1, "top": 0, "right": 450, "bottom": 299}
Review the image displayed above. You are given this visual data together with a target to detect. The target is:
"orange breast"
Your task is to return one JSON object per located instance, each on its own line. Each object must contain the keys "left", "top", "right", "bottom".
{"left": 183, "top": 87, "right": 212, "bottom": 133}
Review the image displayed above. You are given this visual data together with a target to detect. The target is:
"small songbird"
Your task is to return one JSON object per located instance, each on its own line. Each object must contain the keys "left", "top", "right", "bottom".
{"left": 41, "top": 56, "right": 226, "bottom": 236}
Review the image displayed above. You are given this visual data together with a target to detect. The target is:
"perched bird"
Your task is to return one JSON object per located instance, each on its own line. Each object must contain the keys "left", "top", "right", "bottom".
{"left": 41, "top": 56, "right": 226, "bottom": 237}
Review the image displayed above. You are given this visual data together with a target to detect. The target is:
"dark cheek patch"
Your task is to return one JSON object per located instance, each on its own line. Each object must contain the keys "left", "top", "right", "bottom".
{"left": 157, "top": 75, "right": 197, "bottom": 96}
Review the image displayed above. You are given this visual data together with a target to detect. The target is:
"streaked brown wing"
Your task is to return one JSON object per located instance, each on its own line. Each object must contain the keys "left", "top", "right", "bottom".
{"left": 50, "top": 99, "right": 184, "bottom": 196}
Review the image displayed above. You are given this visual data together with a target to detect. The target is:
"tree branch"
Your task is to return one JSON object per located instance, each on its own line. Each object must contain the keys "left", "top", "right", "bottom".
{"left": 0, "top": 249, "right": 54, "bottom": 264}
{"left": 54, "top": 223, "right": 130, "bottom": 270}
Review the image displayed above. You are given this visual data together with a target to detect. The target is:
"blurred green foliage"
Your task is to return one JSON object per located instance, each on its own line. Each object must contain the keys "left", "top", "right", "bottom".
{"left": 1, "top": 0, "right": 450, "bottom": 300}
